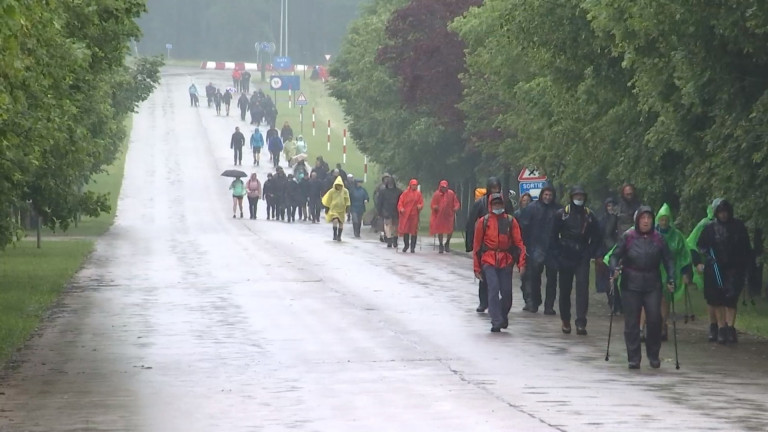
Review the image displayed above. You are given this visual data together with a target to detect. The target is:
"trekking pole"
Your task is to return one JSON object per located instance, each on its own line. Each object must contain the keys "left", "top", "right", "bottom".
{"left": 670, "top": 293, "right": 681, "bottom": 370}
{"left": 605, "top": 271, "right": 619, "bottom": 361}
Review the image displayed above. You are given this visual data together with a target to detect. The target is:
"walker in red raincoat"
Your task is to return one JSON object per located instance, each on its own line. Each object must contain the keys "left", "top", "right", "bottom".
{"left": 429, "top": 180, "right": 460, "bottom": 235}
{"left": 397, "top": 179, "right": 424, "bottom": 253}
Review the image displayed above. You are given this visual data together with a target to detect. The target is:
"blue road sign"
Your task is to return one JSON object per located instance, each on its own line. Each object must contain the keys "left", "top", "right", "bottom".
{"left": 519, "top": 181, "right": 548, "bottom": 201}
{"left": 269, "top": 75, "right": 300, "bottom": 91}
{"left": 273, "top": 56, "right": 292, "bottom": 69}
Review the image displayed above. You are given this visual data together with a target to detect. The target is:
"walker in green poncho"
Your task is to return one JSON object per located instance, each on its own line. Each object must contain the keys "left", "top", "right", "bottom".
{"left": 656, "top": 204, "right": 692, "bottom": 302}
{"left": 686, "top": 199, "right": 719, "bottom": 291}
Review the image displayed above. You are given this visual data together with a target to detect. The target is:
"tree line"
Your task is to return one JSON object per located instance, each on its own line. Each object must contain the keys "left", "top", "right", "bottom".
{"left": 329, "top": 0, "right": 768, "bottom": 231}
{"left": 0, "top": 1, "right": 162, "bottom": 248}
{"left": 136, "top": 0, "right": 363, "bottom": 65}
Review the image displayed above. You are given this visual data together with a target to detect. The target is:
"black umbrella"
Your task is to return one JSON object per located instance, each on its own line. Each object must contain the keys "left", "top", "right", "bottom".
{"left": 221, "top": 169, "right": 247, "bottom": 178}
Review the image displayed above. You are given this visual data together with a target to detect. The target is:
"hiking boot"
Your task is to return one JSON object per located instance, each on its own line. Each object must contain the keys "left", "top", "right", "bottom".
{"left": 649, "top": 358, "right": 661, "bottom": 369}
{"left": 708, "top": 323, "right": 718, "bottom": 342}
{"left": 576, "top": 326, "right": 587, "bottom": 336}
{"left": 490, "top": 326, "right": 501, "bottom": 333}
{"left": 232, "top": 214, "right": 236, "bottom": 219}
{"left": 476, "top": 305, "right": 487, "bottom": 313}
{"left": 501, "top": 318, "right": 509, "bottom": 329}
{"left": 386, "top": 238, "right": 393, "bottom": 248}
{"left": 717, "top": 326, "right": 728, "bottom": 344}
{"left": 438, "top": 244, "right": 444, "bottom": 254}
{"left": 628, "top": 362, "right": 641, "bottom": 370}
{"left": 444, "top": 243, "right": 451, "bottom": 253}
{"left": 728, "top": 326, "right": 738, "bottom": 344}
{"left": 543, "top": 308, "right": 556, "bottom": 316}
{"left": 524, "top": 305, "right": 538, "bottom": 314}
{"left": 561, "top": 322, "right": 572, "bottom": 334}
{"left": 380, "top": 234, "right": 386, "bottom": 243}
{"left": 393, "top": 237, "right": 399, "bottom": 249}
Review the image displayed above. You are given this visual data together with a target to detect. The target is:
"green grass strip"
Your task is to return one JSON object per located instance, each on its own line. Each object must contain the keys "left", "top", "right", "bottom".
{"left": 0, "top": 240, "right": 93, "bottom": 363}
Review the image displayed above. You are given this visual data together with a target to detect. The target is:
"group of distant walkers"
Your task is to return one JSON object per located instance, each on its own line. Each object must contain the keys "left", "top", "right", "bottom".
{"left": 462, "top": 178, "right": 755, "bottom": 370}
{"left": 227, "top": 155, "right": 371, "bottom": 239}
{"left": 188, "top": 74, "right": 277, "bottom": 126}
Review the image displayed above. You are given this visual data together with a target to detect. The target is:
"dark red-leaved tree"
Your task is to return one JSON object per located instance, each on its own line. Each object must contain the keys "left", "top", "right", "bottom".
{"left": 376, "top": 0, "right": 482, "bottom": 126}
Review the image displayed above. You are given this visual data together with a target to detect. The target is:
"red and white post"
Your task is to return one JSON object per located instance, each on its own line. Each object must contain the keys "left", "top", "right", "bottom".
{"left": 342, "top": 128, "right": 347, "bottom": 163}
{"left": 312, "top": 108, "right": 316, "bottom": 137}
{"left": 327, "top": 119, "right": 331, "bottom": 151}
{"left": 363, "top": 156, "right": 368, "bottom": 183}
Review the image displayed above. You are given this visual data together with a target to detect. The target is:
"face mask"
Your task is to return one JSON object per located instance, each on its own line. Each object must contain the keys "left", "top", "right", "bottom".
{"left": 492, "top": 208, "right": 504, "bottom": 215}
{"left": 573, "top": 199, "right": 584, "bottom": 206}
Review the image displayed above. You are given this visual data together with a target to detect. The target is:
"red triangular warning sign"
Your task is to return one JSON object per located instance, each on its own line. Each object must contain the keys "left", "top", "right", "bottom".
{"left": 518, "top": 168, "right": 547, "bottom": 182}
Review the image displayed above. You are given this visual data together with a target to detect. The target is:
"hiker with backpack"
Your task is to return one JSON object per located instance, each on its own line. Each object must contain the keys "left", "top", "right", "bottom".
{"left": 553, "top": 186, "right": 601, "bottom": 335}
{"left": 694, "top": 199, "right": 752, "bottom": 344}
{"left": 516, "top": 182, "right": 562, "bottom": 314}
{"left": 473, "top": 193, "right": 526, "bottom": 332}
{"left": 608, "top": 206, "right": 676, "bottom": 369}
{"left": 465, "top": 177, "right": 514, "bottom": 312}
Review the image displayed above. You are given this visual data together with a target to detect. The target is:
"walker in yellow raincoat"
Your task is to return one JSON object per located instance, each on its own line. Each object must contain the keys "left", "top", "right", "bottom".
{"left": 322, "top": 176, "right": 351, "bottom": 241}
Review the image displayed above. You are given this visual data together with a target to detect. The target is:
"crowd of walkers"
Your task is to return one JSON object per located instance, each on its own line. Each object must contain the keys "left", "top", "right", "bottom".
{"left": 464, "top": 178, "right": 755, "bottom": 369}
{"left": 207, "top": 76, "right": 755, "bottom": 370}
{"left": 227, "top": 153, "right": 374, "bottom": 239}
{"left": 192, "top": 75, "right": 278, "bottom": 126}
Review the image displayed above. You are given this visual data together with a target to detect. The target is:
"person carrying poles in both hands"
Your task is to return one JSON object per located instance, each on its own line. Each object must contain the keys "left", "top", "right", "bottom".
{"left": 638, "top": 204, "right": 692, "bottom": 342}
{"left": 429, "top": 180, "right": 460, "bottom": 254}
{"left": 608, "top": 206, "right": 676, "bottom": 369}
{"left": 473, "top": 193, "right": 526, "bottom": 333}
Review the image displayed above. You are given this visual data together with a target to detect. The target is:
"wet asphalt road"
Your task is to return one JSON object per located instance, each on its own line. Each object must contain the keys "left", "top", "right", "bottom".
{"left": 1, "top": 68, "right": 768, "bottom": 431}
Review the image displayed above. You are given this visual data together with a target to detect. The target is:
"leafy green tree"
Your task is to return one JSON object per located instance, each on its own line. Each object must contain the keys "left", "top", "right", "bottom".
{"left": 331, "top": 0, "right": 480, "bottom": 188}
{"left": 0, "top": 0, "right": 162, "bottom": 248}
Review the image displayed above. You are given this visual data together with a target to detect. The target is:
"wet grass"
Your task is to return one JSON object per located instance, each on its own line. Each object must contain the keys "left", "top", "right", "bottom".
{"left": 0, "top": 240, "right": 93, "bottom": 364}
{"left": 683, "top": 285, "right": 768, "bottom": 337}
{"left": 1, "top": 120, "right": 131, "bottom": 365}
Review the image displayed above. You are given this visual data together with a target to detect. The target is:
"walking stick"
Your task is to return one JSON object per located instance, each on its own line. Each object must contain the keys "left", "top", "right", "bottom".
{"left": 605, "top": 272, "right": 619, "bottom": 362}
{"left": 670, "top": 293, "right": 681, "bottom": 370}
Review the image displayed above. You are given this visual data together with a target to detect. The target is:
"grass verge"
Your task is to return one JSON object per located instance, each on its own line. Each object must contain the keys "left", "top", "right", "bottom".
{"left": 0, "top": 240, "right": 93, "bottom": 363}
{"left": 1, "top": 117, "right": 131, "bottom": 365}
